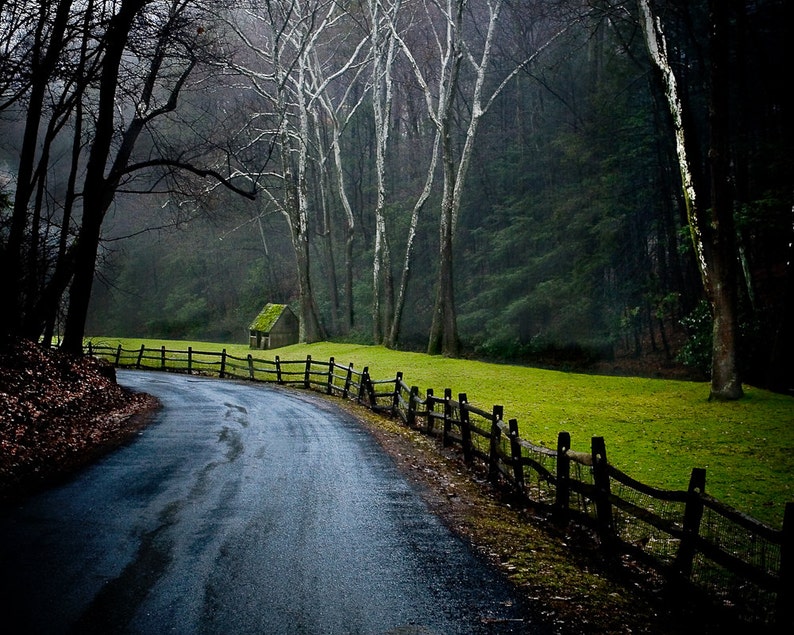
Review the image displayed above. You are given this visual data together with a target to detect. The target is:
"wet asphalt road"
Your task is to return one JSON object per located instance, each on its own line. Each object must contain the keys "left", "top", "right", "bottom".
{"left": 0, "top": 370, "right": 551, "bottom": 634}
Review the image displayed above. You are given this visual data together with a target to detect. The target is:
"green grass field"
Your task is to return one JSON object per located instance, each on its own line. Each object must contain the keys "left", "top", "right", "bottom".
{"left": 87, "top": 336, "right": 794, "bottom": 527}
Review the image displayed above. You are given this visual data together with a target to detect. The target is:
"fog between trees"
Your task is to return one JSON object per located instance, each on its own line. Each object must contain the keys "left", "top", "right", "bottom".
{"left": 1, "top": 1, "right": 791, "bottom": 396}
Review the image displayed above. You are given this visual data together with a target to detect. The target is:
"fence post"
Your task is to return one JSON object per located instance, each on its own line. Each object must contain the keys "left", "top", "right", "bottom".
{"left": 392, "top": 372, "right": 403, "bottom": 414}
{"left": 367, "top": 371, "right": 378, "bottom": 407}
{"left": 508, "top": 419, "right": 524, "bottom": 494}
{"left": 776, "top": 502, "right": 794, "bottom": 632}
{"left": 555, "top": 431, "right": 572, "bottom": 524}
{"left": 136, "top": 344, "right": 145, "bottom": 368}
{"left": 219, "top": 349, "right": 227, "bottom": 378}
{"left": 458, "top": 394, "right": 473, "bottom": 464}
{"left": 160, "top": 346, "right": 166, "bottom": 370}
{"left": 87, "top": 341, "right": 93, "bottom": 356}
{"left": 275, "top": 355, "right": 283, "bottom": 383}
{"left": 327, "top": 357, "right": 335, "bottom": 394}
{"left": 343, "top": 363, "right": 353, "bottom": 399}
{"left": 304, "top": 355, "right": 311, "bottom": 388}
{"left": 407, "top": 386, "right": 419, "bottom": 427}
{"left": 115, "top": 344, "right": 122, "bottom": 367}
{"left": 426, "top": 388, "right": 435, "bottom": 434}
{"left": 358, "top": 366, "right": 369, "bottom": 403}
{"left": 591, "top": 436, "right": 614, "bottom": 548}
{"left": 442, "top": 388, "right": 453, "bottom": 447}
{"left": 247, "top": 354, "right": 255, "bottom": 380}
{"left": 488, "top": 405, "right": 504, "bottom": 483}
{"left": 360, "top": 368, "right": 377, "bottom": 407}
{"left": 674, "top": 467, "right": 706, "bottom": 580}
{"left": 187, "top": 347, "right": 193, "bottom": 374}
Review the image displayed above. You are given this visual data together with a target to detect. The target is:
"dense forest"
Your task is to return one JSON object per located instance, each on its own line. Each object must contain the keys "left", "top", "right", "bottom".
{"left": 0, "top": 0, "right": 791, "bottom": 397}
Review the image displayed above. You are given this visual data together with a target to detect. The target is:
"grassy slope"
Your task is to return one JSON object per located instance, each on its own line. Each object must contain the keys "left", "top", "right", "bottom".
{"left": 89, "top": 337, "right": 794, "bottom": 527}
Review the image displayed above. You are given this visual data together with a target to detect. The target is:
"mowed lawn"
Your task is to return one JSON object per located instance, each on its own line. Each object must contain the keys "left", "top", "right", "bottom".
{"left": 89, "top": 337, "right": 794, "bottom": 528}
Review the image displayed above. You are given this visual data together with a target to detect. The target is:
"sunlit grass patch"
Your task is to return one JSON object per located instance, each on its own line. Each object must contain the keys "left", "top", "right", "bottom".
{"left": 87, "top": 337, "right": 794, "bottom": 526}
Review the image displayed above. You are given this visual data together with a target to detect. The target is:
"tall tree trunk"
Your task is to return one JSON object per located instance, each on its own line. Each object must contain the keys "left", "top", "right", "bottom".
{"left": 428, "top": 129, "right": 460, "bottom": 356}
{"left": 704, "top": 0, "right": 742, "bottom": 399}
{"left": 638, "top": 0, "right": 742, "bottom": 399}
{"left": 313, "top": 124, "right": 340, "bottom": 334}
{"left": 39, "top": 26, "right": 88, "bottom": 345}
{"left": 2, "top": 0, "right": 73, "bottom": 345}
{"left": 387, "top": 131, "right": 440, "bottom": 348}
{"left": 428, "top": 211, "right": 459, "bottom": 356}
{"left": 426, "top": 0, "right": 464, "bottom": 357}
{"left": 63, "top": 0, "right": 148, "bottom": 354}
{"left": 288, "top": 60, "right": 325, "bottom": 343}
{"left": 369, "top": 0, "right": 396, "bottom": 344}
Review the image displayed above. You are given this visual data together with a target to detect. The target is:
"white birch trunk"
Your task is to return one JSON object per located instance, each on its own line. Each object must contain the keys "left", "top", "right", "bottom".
{"left": 637, "top": 0, "right": 710, "bottom": 293}
{"left": 369, "top": 0, "right": 399, "bottom": 343}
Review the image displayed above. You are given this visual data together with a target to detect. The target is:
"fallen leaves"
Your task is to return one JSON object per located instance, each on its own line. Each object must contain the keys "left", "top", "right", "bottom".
{"left": 0, "top": 339, "right": 158, "bottom": 502}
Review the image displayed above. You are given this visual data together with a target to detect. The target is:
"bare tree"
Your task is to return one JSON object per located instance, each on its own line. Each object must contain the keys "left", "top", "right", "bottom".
{"left": 367, "top": 0, "right": 398, "bottom": 344}
{"left": 308, "top": 38, "right": 369, "bottom": 336}
{"left": 391, "top": 0, "right": 570, "bottom": 355}
{"left": 224, "top": 0, "right": 366, "bottom": 343}
{"left": 1, "top": 0, "right": 75, "bottom": 345}
{"left": 0, "top": 0, "right": 255, "bottom": 351}
{"left": 61, "top": 0, "right": 256, "bottom": 352}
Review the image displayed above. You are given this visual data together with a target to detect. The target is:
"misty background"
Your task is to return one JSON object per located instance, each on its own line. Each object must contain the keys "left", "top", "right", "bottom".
{"left": 1, "top": 0, "right": 790, "bottom": 392}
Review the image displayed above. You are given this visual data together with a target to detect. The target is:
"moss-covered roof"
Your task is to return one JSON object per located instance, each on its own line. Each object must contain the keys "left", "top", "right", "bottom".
{"left": 249, "top": 303, "right": 289, "bottom": 332}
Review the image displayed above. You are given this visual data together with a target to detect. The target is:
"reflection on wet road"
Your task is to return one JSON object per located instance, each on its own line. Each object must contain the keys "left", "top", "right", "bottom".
{"left": 0, "top": 371, "right": 549, "bottom": 634}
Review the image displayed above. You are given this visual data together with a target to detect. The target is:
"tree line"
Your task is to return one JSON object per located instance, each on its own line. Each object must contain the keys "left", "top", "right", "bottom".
{"left": 1, "top": 0, "right": 791, "bottom": 399}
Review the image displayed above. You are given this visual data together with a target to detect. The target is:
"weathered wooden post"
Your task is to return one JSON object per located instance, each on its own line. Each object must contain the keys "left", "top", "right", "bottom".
{"left": 555, "top": 431, "right": 572, "bottom": 524}
{"left": 247, "top": 354, "right": 255, "bottom": 380}
{"left": 591, "top": 436, "right": 614, "bottom": 548}
{"left": 508, "top": 419, "right": 524, "bottom": 493}
{"left": 275, "top": 355, "right": 283, "bottom": 384}
{"left": 343, "top": 363, "right": 353, "bottom": 399}
{"left": 392, "top": 372, "right": 403, "bottom": 413}
{"left": 115, "top": 344, "right": 122, "bottom": 367}
{"left": 407, "top": 386, "right": 419, "bottom": 427}
{"left": 219, "top": 349, "right": 227, "bottom": 378}
{"left": 776, "top": 502, "right": 794, "bottom": 631}
{"left": 357, "top": 366, "right": 369, "bottom": 403}
{"left": 442, "top": 388, "right": 453, "bottom": 447}
{"left": 303, "top": 355, "right": 311, "bottom": 388}
{"left": 160, "top": 345, "right": 166, "bottom": 370}
{"left": 674, "top": 467, "right": 706, "bottom": 580}
{"left": 364, "top": 369, "right": 377, "bottom": 407}
{"left": 327, "top": 357, "right": 335, "bottom": 394}
{"left": 136, "top": 344, "right": 145, "bottom": 368}
{"left": 187, "top": 347, "right": 193, "bottom": 374}
{"left": 425, "top": 388, "right": 435, "bottom": 434}
{"left": 459, "top": 394, "right": 473, "bottom": 464}
{"left": 488, "top": 405, "right": 504, "bottom": 483}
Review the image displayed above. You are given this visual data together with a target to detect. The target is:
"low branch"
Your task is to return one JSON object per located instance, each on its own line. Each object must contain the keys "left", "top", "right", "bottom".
{"left": 119, "top": 159, "right": 257, "bottom": 200}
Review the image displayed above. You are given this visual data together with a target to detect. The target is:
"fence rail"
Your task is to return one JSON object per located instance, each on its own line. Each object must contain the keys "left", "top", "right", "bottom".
{"left": 87, "top": 342, "right": 793, "bottom": 630}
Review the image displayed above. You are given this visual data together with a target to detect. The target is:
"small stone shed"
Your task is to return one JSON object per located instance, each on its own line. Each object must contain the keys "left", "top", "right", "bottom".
{"left": 248, "top": 303, "right": 299, "bottom": 349}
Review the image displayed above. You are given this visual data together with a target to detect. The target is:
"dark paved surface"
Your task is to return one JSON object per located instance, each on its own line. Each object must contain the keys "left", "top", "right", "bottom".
{"left": 0, "top": 370, "right": 550, "bottom": 634}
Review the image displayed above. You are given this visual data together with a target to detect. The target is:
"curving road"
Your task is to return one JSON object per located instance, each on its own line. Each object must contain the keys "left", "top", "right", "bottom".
{"left": 0, "top": 370, "right": 550, "bottom": 634}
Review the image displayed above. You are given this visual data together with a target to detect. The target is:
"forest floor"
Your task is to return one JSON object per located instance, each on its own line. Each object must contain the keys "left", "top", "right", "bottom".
{"left": 0, "top": 340, "right": 754, "bottom": 634}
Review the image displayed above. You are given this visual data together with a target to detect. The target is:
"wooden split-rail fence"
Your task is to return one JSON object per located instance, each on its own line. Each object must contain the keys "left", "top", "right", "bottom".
{"left": 86, "top": 342, "right": 793, "bottom": 631}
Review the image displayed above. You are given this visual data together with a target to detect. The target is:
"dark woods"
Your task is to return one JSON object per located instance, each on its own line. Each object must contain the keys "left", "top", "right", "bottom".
{"left": 0, "top": 1, "right": 791, "bottom": 395}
